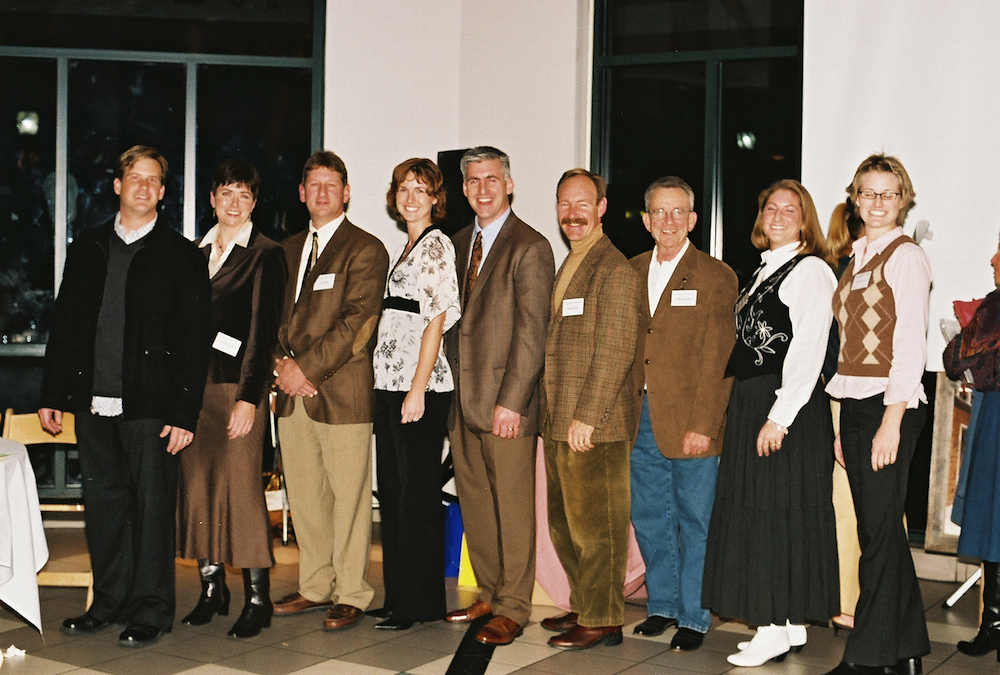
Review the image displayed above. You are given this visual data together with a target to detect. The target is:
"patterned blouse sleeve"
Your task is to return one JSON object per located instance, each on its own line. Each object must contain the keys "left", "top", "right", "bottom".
{"left": 417, "top": 231, "right": 462, "bottom": 333}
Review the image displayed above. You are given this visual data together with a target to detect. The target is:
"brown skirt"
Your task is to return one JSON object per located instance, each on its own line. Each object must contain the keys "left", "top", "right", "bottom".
{"left": 176, "top": 382, "right": 274, "bottom": 568}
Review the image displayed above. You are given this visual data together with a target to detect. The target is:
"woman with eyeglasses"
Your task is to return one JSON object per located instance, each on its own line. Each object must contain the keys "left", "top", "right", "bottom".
{"left": 702, "top": 179, "right": 839, "bottom": 667}
{"left": 824, "top": 155, "right": 932, "bottom": 675}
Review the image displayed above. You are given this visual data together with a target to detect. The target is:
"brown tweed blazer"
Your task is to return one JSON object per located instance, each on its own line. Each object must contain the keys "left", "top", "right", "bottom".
{"left": 630, "top": 244, "right": 738, "bottom": 459}
{"left": 447, "top": 212, "right": 555, "bottom": 436}
{"left": 542, "top": 234, "right": 641, "bottom": 443}
{"left": 274, "top": 219, "right": 390, "bottom": 424}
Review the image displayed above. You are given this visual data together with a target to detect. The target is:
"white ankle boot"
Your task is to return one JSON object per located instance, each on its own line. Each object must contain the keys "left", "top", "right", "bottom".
{"left": 728, "top": 624, "right": 791, "bottom": 666}
{"left": 737, "top": 621, "right": 806, "bottom": 652}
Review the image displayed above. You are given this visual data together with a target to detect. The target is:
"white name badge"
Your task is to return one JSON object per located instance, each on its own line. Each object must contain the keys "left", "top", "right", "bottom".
{"left": 562, "top": 297, "right": 584, "bottom": 316}
{"left": 671, "top": 289, "right": 697, "bottom": 306}
{"left": 851, "top": 271, "right": 872, "bottom": 291}
{"left": 313, "top": 273, "right": 336, "bottom": 291}
{"left": 212, "top": 332, "right": 242, "bottom": 357}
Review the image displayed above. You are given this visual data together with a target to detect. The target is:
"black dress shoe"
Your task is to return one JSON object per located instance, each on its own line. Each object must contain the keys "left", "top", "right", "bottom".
{"left": 61, "top": 612, "right": 110, "bottom": 635}
{"left": 670, "top": 627, "right": 705, "bottom": 651}
{"left": 823, "top": 661, "right": 887, "bottom": 675}
{"left": 885, "top": 657, "right": 922, "bottom": 675}
{"left": 374, "top": 616, "right": 415, "bottom": 630}
{"left": 119, "top": 624, "right": 162, "bottom": 647}
{"left": 634, "top": 615, "right": 678, "bottom": 636}
{"left": 365, "top": 606, "right": 392, "bottom": 619}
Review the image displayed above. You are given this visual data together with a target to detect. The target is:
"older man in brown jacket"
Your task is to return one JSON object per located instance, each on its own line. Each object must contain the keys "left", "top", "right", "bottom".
{"left": 540, "top": 168, "right": 641, "bottom": 651}
{"left": 271, "top": 151, "right": 389, "bottom": 631}
{"left": 628, "top": 176, "right": 737, "bottom": 651}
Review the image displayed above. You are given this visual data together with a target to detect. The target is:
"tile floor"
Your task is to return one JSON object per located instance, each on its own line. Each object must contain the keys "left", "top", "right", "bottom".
{"left": 0, "top": 524, "right": 994, "bottom": 675}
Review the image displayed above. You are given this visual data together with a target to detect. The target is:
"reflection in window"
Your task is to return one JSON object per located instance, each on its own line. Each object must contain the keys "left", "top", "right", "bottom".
{"left": 196, "top": 65, "right": 313, "bottom": 242}
{"left": 0, "top": 57, "right": 56, "bottom": 345}
{"left": 67, "top": 61, "right": 186, "bottom": 240}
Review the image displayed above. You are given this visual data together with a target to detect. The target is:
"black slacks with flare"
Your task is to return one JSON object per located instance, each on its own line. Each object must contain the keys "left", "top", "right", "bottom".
{"left": 840, "top": 396, "right": 929, "bottom": 666}
{"left": 77, "top": 414, "right": 178, "bottom": 631}
{"left": 373, "top": 389, "right": 450, "bottom": 622}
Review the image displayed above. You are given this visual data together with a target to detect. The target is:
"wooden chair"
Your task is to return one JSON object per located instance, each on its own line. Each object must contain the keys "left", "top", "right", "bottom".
{"left": 2, "top": 409, "right": 93, "bottom": 609}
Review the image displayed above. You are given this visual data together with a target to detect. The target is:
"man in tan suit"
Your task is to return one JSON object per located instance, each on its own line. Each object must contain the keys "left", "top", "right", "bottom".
{"left": 445, "top": 146, "right": 555, "bottom": 646}
{"left": 629, "top": 176, "right": 737, "bottom": 651}
{"left": 541, "top": 169, "right": 640, "bottom": 651}
{"left": 272, "top": 151, "right": 389, "bottom": 631}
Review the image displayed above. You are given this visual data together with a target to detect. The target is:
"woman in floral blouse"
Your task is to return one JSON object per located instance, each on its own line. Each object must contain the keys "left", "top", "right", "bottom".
{"left": 369, "top": 158, "right": 461, "bottom": 630}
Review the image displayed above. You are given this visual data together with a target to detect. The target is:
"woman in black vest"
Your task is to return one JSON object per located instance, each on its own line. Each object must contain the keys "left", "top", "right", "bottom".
{"left": 703, "top": 179, "right": 839, "bottom": 666}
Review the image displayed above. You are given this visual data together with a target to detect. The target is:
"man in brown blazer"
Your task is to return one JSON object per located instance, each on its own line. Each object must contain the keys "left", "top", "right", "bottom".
{"left": 444, "top": 146, "right": 555, "bottom": 646}
{"left": 540, "top": 169, "right": 641, "bottom": 651}
{"left": 628, "top": 176, "right": 737, "bottom": 651}
{"left": 271, "top": 151, "right": 389, "bottom": 631}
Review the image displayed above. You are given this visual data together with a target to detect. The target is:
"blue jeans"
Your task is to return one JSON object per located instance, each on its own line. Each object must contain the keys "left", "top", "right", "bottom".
{"left": 630, "top": 394, "right": 719, "bottom": 633}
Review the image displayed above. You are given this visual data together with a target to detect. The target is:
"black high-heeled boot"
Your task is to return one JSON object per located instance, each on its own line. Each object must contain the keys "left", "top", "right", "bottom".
{"left": 228, "top": 568, "right": 272, "bottom": 639}
{"left": 182, "top": 560, "right": 230, "bottom": 625}
{"left": 959, "top": 561, "right": 1000, "bottom": 657}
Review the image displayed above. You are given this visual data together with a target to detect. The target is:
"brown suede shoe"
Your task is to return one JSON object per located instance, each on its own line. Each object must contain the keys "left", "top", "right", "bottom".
{"left": 541, "top": 611, "right": 579, "bottom": 632}
{"left": 322, "top": 604, "right": 363, "bottom": 631}
{"left": 548, "top": 624, "right": 623, "bottom": 650}
{"left": 272, "top": 592, "right": 333, "bottom": 615}
{"left": 444, "top": 599, "right": 492, "bottom": 623}
{"left": 475, "top": 615, "right": 523, "bottom": 645}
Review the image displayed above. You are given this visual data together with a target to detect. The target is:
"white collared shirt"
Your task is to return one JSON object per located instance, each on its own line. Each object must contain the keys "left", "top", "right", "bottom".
{"left": 647, "top": 238, "right": 689, "bottom": 315}
{"left": 113, "top": 212, "right": 157, "bottom": 244}
{"left": 200, "top": 220, "right": 253, "bottom": 278}
{"left": 295, "top": 213, "right": 346, "bottom": 301}
{"left": 468, "top": 207, "right": 511, "bottom": 276}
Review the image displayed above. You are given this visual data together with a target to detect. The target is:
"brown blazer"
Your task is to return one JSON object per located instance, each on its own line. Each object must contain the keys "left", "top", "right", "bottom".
{"left": 630, "top": 244, "right": 738, "bottom": 459}
{"left": 275, "top": 219, "right": 390, "bottom": 424}
{"left": 447, "top": 212, "right": 555, "bottom": 436}
{"left": 543, "top": 235, "right": 641, "bottom": 443}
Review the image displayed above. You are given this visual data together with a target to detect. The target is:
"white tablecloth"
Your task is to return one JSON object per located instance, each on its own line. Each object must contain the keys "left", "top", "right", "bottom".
{"left": 0, "top": 438, "right": 49, "bottom": 631}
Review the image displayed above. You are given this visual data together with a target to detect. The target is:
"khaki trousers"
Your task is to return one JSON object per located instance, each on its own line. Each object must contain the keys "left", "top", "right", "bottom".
{"left": 279, "top": 400, "right": 374, "bottom": 610}
{"left": 831, "top": 400, "right": 861, "bottom": 615}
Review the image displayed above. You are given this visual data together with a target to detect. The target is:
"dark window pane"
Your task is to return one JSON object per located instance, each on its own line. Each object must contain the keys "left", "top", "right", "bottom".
{"left": 603, "top": 63, "right": 706, "bottom": 259}
{"left": 0, "top": 57, "right": 56, "bottom": 346}
{"left": 0, "top": 1, "right": 313, "bottom": 57}
{"left": 719, "top": 57, "right": 801, "bottom": 284}
{"left": 605, "top": 0, "right": 802, "bottom": 55}
{"left": 196, "top": 65, "right": 313, "bottom": 242}
{"left": 67, "top": 60, "right": 186, "bottom": 240}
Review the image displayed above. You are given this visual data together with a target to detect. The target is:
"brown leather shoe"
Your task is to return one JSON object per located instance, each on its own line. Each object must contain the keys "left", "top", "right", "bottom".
{"left": 548, "top": 624, "right": 623, "bottom": 650}
{"left": 272, "top": 592, "right": 333, "bottom": 615}
{"left": 322, "top": 604, "right": 363, "bottom": 631}
{"left": 475, "top": 615, "right": 524, "bottom": 645}
{"left": 541, "top": 611, "right": 579, "bottom": 632}
{"left": 444, "top": 599, "right": 492, "bottom": 623}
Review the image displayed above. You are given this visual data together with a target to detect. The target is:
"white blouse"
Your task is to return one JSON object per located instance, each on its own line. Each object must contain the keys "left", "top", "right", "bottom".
{"left": 373, "top": 229, "right": 461, "bottom": 392}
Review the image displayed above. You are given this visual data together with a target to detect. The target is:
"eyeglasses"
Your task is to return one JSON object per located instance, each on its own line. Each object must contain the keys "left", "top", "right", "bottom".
{"left": 646, "top": 208, "right": 691, "bottom": 222}
{"left": 857, "top": 190, "right": 900, "bottom": 202}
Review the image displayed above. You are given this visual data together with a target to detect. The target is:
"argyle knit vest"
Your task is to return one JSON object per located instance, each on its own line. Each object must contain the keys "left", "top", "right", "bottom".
{"left": 832, "top": 234, "right": 913, "bottom": 378}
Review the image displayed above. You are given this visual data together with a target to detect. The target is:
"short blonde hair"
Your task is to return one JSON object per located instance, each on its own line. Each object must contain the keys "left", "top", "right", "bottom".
{"left": 846, "top": 154, "right": 916, "bottom": 227}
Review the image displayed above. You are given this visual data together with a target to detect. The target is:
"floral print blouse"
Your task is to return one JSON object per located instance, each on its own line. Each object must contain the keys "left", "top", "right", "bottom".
{"left": 374, "top": 228, "right": 461, "bottom": 392}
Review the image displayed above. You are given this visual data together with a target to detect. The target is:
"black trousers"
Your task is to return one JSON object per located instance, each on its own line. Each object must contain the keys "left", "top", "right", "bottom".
{"left": 77, "top": 414, "right": 178, "bottom": 631}
{"left": 373, "top": 390, "right": 450, "bottom": 621}
{"left": 840, "top": 396, "right": 929, "bottom": 666}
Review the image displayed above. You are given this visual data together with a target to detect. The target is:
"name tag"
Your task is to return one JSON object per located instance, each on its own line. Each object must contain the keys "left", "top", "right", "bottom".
{"left": 212, "top": 332, "right": 242, "bottom": 357}
{"left": 671, "top": 289, "right": 697, "bottom": 306}
{"left": 562, "top": 297, "right": 584, "bottom": 316}
{"left": 313, "top": 273, "right": 336, "bottom": 291}
{"left": 851, "top": 271, "right": 872, "bottom": 291}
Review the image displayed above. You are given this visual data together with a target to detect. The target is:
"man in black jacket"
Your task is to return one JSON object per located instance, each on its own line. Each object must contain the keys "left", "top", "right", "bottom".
{"left": 38, "top": 145, "right": 211, "bottom": 647}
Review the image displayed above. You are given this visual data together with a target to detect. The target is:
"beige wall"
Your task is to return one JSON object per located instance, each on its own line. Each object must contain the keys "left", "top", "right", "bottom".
{"left": 324, "top": 0, "right": 592, "bottom": 263}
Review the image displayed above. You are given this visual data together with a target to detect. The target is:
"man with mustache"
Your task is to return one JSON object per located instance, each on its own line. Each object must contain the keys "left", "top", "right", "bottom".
{"left": 540, "top": 168, "right": 640, "bottom": 650}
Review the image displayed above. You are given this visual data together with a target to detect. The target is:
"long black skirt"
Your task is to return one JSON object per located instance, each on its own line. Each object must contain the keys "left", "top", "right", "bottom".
{"left": 702, "top": 373, "right": 839, "bottom": 625}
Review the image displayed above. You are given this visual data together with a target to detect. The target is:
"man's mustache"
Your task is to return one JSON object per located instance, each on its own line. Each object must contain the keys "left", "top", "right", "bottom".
{"left": 560, "top": 217, "right": 587, "bottom": 227}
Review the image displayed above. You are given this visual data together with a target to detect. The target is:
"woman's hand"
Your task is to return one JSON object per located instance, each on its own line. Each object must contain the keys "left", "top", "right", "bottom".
{"left": 401, "top": 389, "right": 425, "bottom": 423}
{"left": 228, "top": 400, "right": 257, "bottom": 439}
{"left": 756, "top": 419, "right": 787, "bottom": 457}
{"left": 871, "top": 402, "right": 905, "bottom": 472}
{"left": 833, "top": 434, "right": 846, "bottom": 468}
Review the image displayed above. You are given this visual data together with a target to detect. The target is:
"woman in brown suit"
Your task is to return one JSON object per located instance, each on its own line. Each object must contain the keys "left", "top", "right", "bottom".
{"left": 177, "top": 159, "right": 287, "bottom": 638}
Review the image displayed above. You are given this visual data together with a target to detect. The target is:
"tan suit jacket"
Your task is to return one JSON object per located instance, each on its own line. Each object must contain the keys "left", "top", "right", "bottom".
{"left": 275, "top": 219, "right": 390, "bottom": 424}
{"left": 543, "top": 235, "right": 641, "bottom": 443}
{"left": 447, "top": 212, "right": 555, "bottom": 435}
{"left": 630, "top": 244, "right": 738, "bottom": 459}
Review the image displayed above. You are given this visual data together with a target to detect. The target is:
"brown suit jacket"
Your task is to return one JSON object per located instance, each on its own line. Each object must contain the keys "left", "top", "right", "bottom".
{"left": 630, "top": 244, "right": 738, "bottom": 459}
{"left": 275, "top": 219, "right": 390, "bottom": 424}
{"left": 447, "top": 212, "right": 555, "bottom": 436}
{"left": 543, "top": 235, "right": 641, "bottom": 443}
